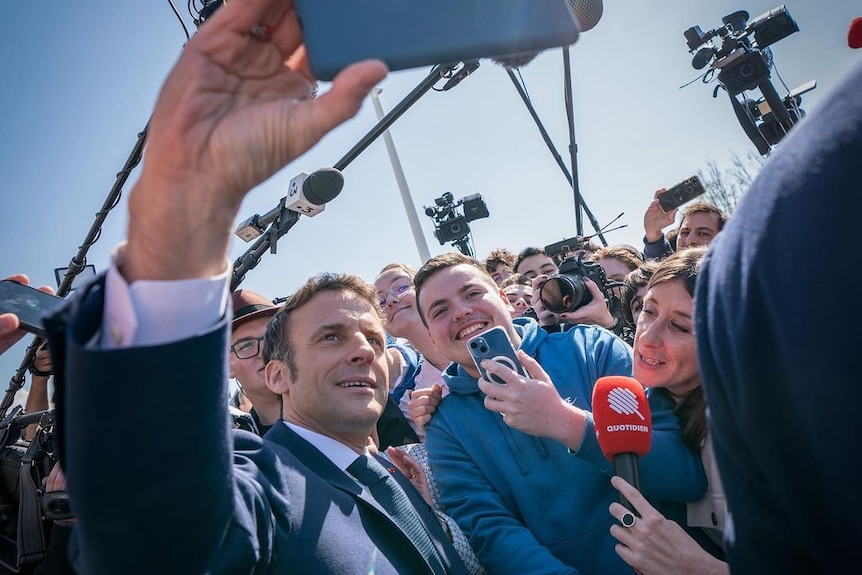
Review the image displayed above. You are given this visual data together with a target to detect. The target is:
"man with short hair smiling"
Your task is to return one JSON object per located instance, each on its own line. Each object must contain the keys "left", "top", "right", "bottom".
{"left": 411, "top": 253, "right": 706, "bottom": 575}
{"left": 643, "top": 198, "right": 729, "bottom": 260}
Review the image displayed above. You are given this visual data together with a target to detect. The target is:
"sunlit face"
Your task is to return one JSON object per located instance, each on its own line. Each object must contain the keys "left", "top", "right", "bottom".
{"left": 598, "top": 257, "right": 633, "bottom": 282}
{"left": 633, "top": 280, "right": 700, "bottom": 395}
{"left": 229, "top": 316, "right": 271, "bottom": 394}
{"left": 489, "top": 263, "right": 513, "bottom": 286}
{"left": 677, "top": 212, "right": 721, "bottom": 249}
{"left": 516, "top": 254, "right": 558, "bottom": 280}
{"left": 269, "top": 290, "right": 388, "bottom": 445}
{"left": 418, "top": 264, "right": 518, "bottom": 377}
{"left": 374, "top": 269, "right": 417, "bottom": 339}
{"left": 503, "top": 284, "right": 532, "bottom": 318}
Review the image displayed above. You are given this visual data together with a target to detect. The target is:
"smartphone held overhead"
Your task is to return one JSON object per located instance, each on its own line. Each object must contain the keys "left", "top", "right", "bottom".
{"left": 0, "top": 281, "right": 65, "bottom": 337}
{"left": 294, "top": 0, "right": 581, "bottom": 81}
{"left": 657, "top": 175, "right": 706, "bottom": 213}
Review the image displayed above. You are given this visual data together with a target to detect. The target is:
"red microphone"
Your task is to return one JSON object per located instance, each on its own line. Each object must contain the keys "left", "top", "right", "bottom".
{"left": 592, "top": 376, "right": 652, "bottom": 512}
{"left": 849, "top": 18, "right": 862, "bottom": 49}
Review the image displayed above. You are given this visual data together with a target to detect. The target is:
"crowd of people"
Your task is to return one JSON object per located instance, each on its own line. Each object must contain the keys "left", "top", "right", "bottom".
{"left": 0, "top": 1, "right": 859, "bottom": 573}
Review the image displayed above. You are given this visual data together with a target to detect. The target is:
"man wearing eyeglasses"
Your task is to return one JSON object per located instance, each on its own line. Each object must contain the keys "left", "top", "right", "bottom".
{"left": 229, "top": 289, "right": 282, "bottom": 435}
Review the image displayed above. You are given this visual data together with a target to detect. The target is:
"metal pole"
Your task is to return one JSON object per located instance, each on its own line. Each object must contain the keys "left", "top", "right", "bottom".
{"left": 370, "top": 89, "right": 432, "bottom": 263}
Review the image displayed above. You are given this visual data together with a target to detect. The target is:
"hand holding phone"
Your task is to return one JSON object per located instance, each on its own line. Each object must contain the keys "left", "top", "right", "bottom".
{"left": 467, "top": 326, "right": 526, "bottom": 385}
{"left": 0, "top": 280, "right": 65, "bottom": 338}
{"left": 657, "top": 176, "right": 706, "bottom": 213}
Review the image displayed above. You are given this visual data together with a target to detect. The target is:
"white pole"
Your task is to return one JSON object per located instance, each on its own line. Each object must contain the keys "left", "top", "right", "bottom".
{"left": 370, "top": 88, "right": 432, "bottom": 264}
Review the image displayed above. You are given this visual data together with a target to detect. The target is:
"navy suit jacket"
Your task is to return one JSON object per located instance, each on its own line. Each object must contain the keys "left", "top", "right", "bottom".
{"left": 45, "top": 281, "right": 468, "bottom": 575}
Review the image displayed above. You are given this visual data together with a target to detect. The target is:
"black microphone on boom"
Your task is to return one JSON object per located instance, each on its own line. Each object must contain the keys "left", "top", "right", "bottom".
{"left": 492, "top": 0, "right": 604, "bottom": 69}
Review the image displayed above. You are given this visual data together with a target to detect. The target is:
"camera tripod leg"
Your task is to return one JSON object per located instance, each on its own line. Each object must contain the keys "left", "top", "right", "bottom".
{"left": 728, "top": 92, "right": 771, "bottom": 156}
{"left": 759, "top": 79, "right": 796, "bottom": 133}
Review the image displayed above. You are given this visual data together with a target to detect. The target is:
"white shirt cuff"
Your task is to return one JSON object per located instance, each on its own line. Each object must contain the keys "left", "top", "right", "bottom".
{"left": 101, "top": 250, "right": 230, "bottom": 349}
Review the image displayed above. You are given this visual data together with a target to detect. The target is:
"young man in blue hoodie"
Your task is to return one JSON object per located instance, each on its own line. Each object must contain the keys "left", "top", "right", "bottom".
{"left": 413, "top": 252, "right": 706, "bottom": 575}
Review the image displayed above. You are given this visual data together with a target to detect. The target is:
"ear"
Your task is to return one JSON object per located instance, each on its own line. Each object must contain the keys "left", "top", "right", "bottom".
{"left": 498, "top": 287, "right": 516, "bottom": 315}
{"left": 265, "top": 360, "right": 291, "bottom": 396}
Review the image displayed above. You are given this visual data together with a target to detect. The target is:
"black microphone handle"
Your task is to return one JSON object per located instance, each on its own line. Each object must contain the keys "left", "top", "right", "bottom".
{"left": 613, "top": 452, "right": 641, "bottom": 513}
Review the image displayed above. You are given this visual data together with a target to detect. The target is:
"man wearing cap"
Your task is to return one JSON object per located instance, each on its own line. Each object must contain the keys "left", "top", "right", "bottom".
{"left": 230, "top": 288, "right": 282, "bottom": 435}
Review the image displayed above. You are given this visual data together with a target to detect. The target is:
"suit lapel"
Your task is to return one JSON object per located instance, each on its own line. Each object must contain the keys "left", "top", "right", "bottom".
{"left": 265, "top": 425, "right": 416, "bottom": 527}
{"left": 264, "top": 424, "right": 441, "bottom": 573}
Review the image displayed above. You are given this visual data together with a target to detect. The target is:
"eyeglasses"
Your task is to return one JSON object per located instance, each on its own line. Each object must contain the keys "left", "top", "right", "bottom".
{"left": 231, "top": 336, "right": 265, "bottom": 360}
{"left": 377, "top": 277, "right": 413, "bottom": 308}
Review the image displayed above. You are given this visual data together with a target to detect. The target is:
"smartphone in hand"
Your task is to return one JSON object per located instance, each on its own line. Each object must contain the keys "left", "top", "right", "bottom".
{"left": 0, "top": 280, "right": 65, "bottom": 337}
{"left": 467, "top": 326, "right": 526, "bottom": 385}
{"left": 657, "top": 176, "right": 706, "bottom": 212}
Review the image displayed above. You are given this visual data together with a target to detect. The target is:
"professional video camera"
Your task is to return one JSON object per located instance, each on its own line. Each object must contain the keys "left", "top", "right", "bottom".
{"left": 0, "top": 406, "right": 62, "bottom": 572}
{"left": 683, "top": 6, "right": 814, "bottom": 155}
{"left": 424, "top": 192, "right": 489, "bottom": 257}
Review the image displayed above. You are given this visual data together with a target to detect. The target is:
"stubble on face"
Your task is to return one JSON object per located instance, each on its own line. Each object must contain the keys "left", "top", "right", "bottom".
{"left": 279, "top": 290, "right": 389, "bottom": 451}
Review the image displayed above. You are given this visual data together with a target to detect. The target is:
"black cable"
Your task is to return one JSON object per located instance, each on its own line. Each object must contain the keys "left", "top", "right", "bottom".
{"left": 168, "top": 0, "right": 191, "bottom": 41}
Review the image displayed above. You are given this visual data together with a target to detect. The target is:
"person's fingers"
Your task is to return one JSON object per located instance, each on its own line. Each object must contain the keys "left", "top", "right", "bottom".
{"left": 479, "top": 360, "right": 522, "bottom": 386}
{"left": 386, "top": 447, "right": 409, "bottom": 474}
{"left": 0, "top": 314, "right": 24, "bottom": 354}
{"left": 3, "top": 274, "right": 29, "bottom": 285}
{"left": 516, "top": 350, "right": 544, "bottom": 380}
{"left": 0, "top": 314, "right": 20, "bottom": 334}
{"left": 610, "top": 475, "right": 654, "bottom": 517}
{"left": 203, "top": 0, "right": 295, "bottom": 43}
{"left": 281, "top": 59, "right": 387, "bottom": 155}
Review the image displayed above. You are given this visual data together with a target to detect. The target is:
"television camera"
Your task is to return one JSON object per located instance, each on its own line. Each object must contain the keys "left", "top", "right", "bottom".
{"left": 424, "top": 192, "right": 489, "bottom": 258}
{"left": 684, "top": 5, "right": 815, "bottom": 155}
{"left": 0, "top": 406, "right": 63, "bottom": 572}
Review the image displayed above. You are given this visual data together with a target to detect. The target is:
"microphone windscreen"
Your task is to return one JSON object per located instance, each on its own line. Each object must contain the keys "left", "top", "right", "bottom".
{"left": 491, "top": 51, "right": 543, "bottom": 70}
{"left": 302, "top": 168, "right": 344, "bottom": 205}
{"left": 849, "top": 17, "right": 862, "bottom": 49}
{"left": 568, "top": 0, "right": 603, "bottom": 33}
{"left": 592, "top": 376, "right": 652, "bottom": 460}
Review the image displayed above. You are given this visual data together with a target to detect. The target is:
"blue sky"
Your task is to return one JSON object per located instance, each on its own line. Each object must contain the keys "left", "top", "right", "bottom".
{"left": 1, "top": 0, "right": 859, "bottom": 389}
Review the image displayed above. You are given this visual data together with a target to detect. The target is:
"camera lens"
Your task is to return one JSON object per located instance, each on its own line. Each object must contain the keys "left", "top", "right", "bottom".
{"left": 539, "top": 275, "right": 592, "bottom": 314}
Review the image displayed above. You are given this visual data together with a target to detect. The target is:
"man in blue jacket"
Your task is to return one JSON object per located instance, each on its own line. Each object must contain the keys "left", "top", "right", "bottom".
{"left": 412, "top": 253, "right": 707, "bottom": 575}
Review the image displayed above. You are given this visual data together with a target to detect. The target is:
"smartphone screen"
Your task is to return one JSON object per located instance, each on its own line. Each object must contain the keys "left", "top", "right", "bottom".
{"left": 0, "top": 280, "right": 65, "bottom": 337}
{"left": 658, "top": 176, "right": 706, "bottom": 213}
{"left": 467, "top": 326, "right": 526, "bottom": 385}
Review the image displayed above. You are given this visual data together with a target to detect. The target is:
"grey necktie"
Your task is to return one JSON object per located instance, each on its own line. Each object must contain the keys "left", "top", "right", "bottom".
{"left": 347, "top": 454, "right": 448, "bottom": 575}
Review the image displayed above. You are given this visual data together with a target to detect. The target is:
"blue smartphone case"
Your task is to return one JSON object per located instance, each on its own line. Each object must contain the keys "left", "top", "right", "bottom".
{"left": 295, "top": 0, "right": 580, "bottom": 81}
{"left": 467, "top": 326, "right": 526, "bottom": 385}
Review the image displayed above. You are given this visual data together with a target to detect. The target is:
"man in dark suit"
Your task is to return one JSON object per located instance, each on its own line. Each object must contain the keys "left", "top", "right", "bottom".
{"left": 37, "top": 0, "right": 467, "bottom": 573}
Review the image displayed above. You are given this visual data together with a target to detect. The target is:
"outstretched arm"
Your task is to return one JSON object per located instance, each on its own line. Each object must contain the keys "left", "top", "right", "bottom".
{"left": 57, "top": 1, "right": 387, "bottom": 574}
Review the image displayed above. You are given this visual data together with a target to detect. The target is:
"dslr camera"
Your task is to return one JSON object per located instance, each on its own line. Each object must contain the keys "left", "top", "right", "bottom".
{"left": 539, "top": 253, "right": 610, "bottom": 314}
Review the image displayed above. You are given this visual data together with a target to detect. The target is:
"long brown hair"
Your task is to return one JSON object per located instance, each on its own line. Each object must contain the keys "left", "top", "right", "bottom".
{"left": 647, "top": 247, "right": 708, "bottom": 452}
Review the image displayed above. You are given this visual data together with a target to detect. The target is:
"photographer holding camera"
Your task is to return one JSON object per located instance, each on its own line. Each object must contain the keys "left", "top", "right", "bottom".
{"left": 515, "top": 243, "right": 630, "bottom": 339}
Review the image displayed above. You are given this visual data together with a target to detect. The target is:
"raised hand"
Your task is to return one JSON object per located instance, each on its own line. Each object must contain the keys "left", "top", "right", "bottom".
{"left": 122, "top": 0, "right": 388, "bottom": 282}
{"left": 643, "top": 189, "right": 677, "bottom": 243}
